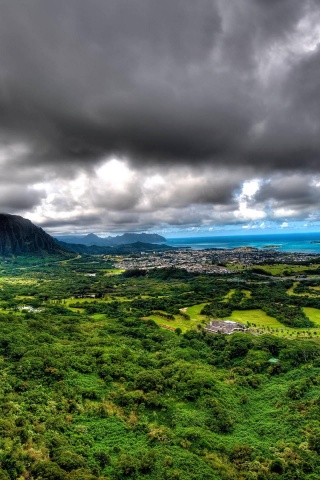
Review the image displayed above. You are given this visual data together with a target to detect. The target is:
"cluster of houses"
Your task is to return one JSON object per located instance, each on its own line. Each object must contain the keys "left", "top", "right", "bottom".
{"left": 17, "top": 305, "right": 44, "bottom": 313}
{"left": 204, "top": 319, "right": 247, "bottom": 335}
{"left": 114, "top": 249, "right": 231, "bottom": 274}
{"left": 113, "top": 245, "right": 319, "bottom": 275}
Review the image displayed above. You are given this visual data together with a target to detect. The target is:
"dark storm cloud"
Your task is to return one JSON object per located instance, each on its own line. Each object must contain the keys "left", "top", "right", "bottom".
{"left": 256, "top": 176, "right": 319, "bottom": 207}
{"left": 1, "top": 0, "right": 320, "bottom": 233}
{"left": 41, "top": 214, "right": 103, "bottom": 230}
{"left": 0, "top": 0, "right": 319, "bottom": 174}
{"left": 253, "top": 175, "right": 320, "bottom": 221}
{"left": 0, "top": 0, "right": 224, "bottom": 167}
{"left": 139, "top": 168, "right": 243, "bottom": 210}
{"left": 0, "top": 185, "right": 45, "bottom": 211}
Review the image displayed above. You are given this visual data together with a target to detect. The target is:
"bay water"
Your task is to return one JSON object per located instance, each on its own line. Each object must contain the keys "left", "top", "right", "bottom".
{"left": 165, "top": 232, "right": 320, "bottom": 253}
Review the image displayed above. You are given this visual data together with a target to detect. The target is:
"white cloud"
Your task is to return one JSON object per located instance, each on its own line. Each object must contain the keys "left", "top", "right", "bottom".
{"left": 234, "top": 179, "right": 265, "bottom": 222}
{"left": 241, "top": 179, "right": 261, "bottom": 198}
{"left": 273, "top": 207, "right": 298, "bottom": 218}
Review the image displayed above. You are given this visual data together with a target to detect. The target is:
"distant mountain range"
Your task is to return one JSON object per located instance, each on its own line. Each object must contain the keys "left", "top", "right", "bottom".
{"left": 0, "top": 214, "right": 170, "bottom": 257}
{"left": 55, "top": 232, "right": 166, "bottom": 246}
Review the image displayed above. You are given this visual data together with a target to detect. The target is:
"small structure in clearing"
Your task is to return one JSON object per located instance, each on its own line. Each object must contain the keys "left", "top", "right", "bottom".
{"left": 205, "top": 319, "right": 247, "bottom": 335}
{"left": 268, "top": 358, "right": 279, "bottom": 364}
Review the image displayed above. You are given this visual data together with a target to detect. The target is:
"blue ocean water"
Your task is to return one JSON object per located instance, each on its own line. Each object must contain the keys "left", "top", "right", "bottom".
{"left": 165, "top": 232, "right": 320, "bottom": 254}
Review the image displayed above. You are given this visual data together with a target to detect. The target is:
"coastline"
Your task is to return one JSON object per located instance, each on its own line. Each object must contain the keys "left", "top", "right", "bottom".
{"left": 165, "top": 232, "right": 320, "bottom": 254}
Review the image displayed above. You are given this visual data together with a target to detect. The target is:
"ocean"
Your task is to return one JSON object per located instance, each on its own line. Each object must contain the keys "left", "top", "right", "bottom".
{"left": 165, "top": 232, "right": 320, "bottom": 254}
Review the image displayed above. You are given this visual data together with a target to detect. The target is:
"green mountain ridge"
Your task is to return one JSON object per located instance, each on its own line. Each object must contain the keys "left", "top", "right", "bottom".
{"left": 57, "top": 240, "right": 174, "bottom": 255}
{"left": 0, "top": 213, "right": 66, "bottom": 256}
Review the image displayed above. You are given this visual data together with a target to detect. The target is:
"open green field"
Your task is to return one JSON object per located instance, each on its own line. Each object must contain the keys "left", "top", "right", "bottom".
{"left": 16, "top": 295, "right": 35, "bottom": 300}
{"left": 145, "top": 306, "right": 207, "bottom": 332}
{"left": 229, "top": 309, "right": 283, "bottom": 328}
{"left": 143, "top": 315, "right": 196, "bottom": 333}
{"left": 226, "top": 263, "right": 244, "bottom": 270}
{"left": 303, "top": 307, "right": 320, "bottom": 326}
{"left": 139, "top": 300, "right": 320, "bottom": 338}
{"left": 0, "top": 278, "right": 38, "bottom": 285}
{"left": 104, "top": 268, "right": 125, "bottom": 276}
{"left": 145, "top": 307, "right": 320, "bottom": 338}
{"left": 65, "top": 297, "right": 98, "bottom": 305}
{"left": 144, "top": 314, "right": 198, "bottom": 332}
{"left": 90, "top": 313, "right": 108, "bottom": 320}
{"left": 147, "top": 306, "right": 287, "bottom": 335}
{"left": 230, "top": 309, "right": 320, "bottom": 338}
{"left": 183, "top": 302, "right": 207, "bottom": 320}
{"left": 259, "top": 263, "right": 320, "bottom": 276}
{"left": 65, "top": 295, "right": 134, "bottom": 305}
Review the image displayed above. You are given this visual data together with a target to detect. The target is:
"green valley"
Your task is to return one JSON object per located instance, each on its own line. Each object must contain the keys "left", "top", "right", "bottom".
{"left": 0, "top": 251, "right": 320, "bottom": 479}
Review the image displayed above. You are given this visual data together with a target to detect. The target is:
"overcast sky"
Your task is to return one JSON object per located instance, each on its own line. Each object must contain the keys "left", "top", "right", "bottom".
{"left": 1, "top": 0, "right": 320, "bottom": 236}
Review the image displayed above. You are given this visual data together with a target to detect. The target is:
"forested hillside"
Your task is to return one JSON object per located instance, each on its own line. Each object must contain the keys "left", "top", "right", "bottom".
{"left": 0, "top": 255, "right": 320, "bottom": 479}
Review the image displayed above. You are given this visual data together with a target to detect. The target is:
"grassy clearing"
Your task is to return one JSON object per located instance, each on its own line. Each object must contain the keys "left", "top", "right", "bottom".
{"left": 64, "top": 297, "right": 100, "bottom": 312}
{"left": 146, "top": 305, "right": 320, "bottom": 337}
{"left": 230, "top": 309, "right": 282, "bottom": 328}
{"left": 224, "top": 288, "right": 251, "bottom": 299}
{"left": 230, "top": 308, "right": 320, "bottom": 338}
{"left": 64, "top": 295, "right": 152, "bottom": 311}
{"left": 260, "top": 264, "right": 319, "bottom": 276}
{"left": 287, "top": 282, "right": 320, "bottom": 297}
{"left": 242, "top": 289, "right": 252, "bottom": 298}
{"left": 184, "top": 303, "right": 208, "bottom": 320}
{"left": 224, "top": 288, "right": 236, "bottom": 299}
{"left": 0, "top": 278, "right": 38, "bottom": 285}
{"left": 16, "top": 295, "right": 35, "bottom": 300}
{"left": 0, "top": 309, "right": 23, "bottom": 316}
{"left": 64, "top": 297, "right": 98, "bottom": 305}
{"left": 144, "top": 313, "right": 201, "bottom": 333}
{"left": 144, "top": 303, "right": 208, "bottom": 333}
{"left": 303, "top": 307, "right": 320, "bottom": 326}
{"left": 226, "top": 263, "right": 244, "bottom": 270}
{"left": 90, "top": 313, "right": 107, "bottom": 320}
{"left": 287, "top": 282, "right": 299, "bottom": 295}
{"left": 59, "top": 254, "right": 82, "bottom": 265}
{"left": 0, "top": 308, "right": 11, "bottom": 315}
{"left": 104, "top": 269, "right": 125, "bottom": 276}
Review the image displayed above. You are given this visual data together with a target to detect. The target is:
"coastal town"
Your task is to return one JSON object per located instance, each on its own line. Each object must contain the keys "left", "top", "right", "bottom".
{"left": 113, "top": 246, "right": 320, "bottom": 274}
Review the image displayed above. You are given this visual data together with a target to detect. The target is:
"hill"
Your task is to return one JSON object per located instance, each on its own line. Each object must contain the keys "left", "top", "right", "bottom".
{"left": 57, "top": 240, "right": 174, "bottom": 255}
{"left": 55, "top": 232, "right": 166, "bottom": 246}
{"left": 0, "top": 213, "right": 66, "bottom": 256}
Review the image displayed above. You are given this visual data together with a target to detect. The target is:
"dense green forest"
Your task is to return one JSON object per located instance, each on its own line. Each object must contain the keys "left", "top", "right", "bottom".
{"left": 0, "top": 254, "right": 320, "bottom": 479}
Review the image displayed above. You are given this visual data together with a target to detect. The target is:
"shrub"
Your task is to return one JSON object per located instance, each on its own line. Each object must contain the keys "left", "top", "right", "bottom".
{"left": 31, "top": 461, "right": 67, "bottom": 480}
{"left": 116, "top": 454, "right": 139, "bottom": 476}
{"left": 52, "top": 449, "right": 85, "bottom": 472}
{"left": 135, "top": 370, "right": 164, "bottom": 392}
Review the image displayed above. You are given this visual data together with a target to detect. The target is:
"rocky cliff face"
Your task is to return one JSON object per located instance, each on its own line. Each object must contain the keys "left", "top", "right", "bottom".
{"left": 0, "top": 214, "right": 62, "bottom": 255}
